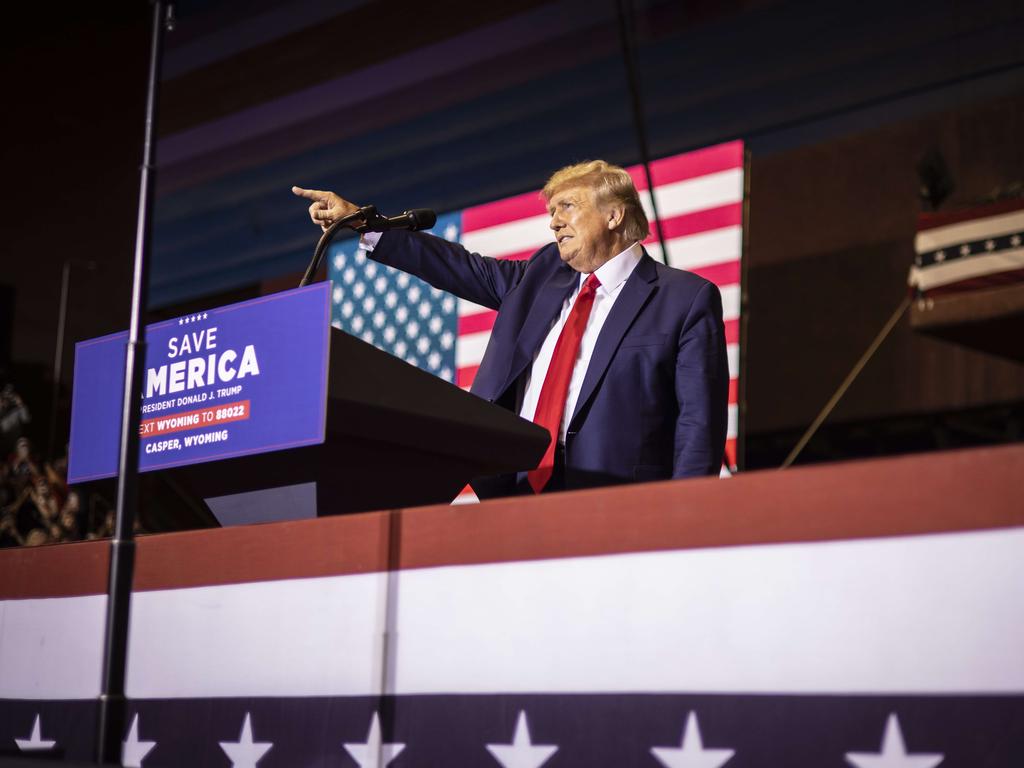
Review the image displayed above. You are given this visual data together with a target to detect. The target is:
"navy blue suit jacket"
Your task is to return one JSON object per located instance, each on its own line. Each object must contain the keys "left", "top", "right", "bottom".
{"left": 369, "top": 230, "right": 729, "bottom": 496}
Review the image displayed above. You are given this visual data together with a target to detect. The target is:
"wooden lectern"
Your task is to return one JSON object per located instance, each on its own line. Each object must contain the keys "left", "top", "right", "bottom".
{"left": 152, "top": 327, "right": 548, "bottom": 526}
{"left": 67, "top": 284, "right": 547, "bottom": 530}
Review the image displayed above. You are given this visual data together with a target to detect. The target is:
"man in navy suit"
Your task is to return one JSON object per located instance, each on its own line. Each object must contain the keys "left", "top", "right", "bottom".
{"left": 293, "top": 160, "right": 728, "bottom": 496}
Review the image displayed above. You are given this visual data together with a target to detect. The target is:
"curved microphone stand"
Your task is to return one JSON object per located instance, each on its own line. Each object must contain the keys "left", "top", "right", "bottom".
{"left": 298, "top": 205, "right": 378, "bottom": 287}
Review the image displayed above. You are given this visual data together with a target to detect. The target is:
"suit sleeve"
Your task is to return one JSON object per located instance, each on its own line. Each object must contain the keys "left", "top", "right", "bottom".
{"left": 367, "top": 230, "right": 530, "bottom": 310}
{"left": 673, "top": 281, "right": 730, "bottom": 478}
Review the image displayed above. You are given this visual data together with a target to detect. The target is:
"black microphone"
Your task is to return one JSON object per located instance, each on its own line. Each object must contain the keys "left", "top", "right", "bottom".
{"left": 299, "top": 205, "right": 438, "bottom": 287}
{"left": 359, "top": 208, "right": 437, "bottom": 232}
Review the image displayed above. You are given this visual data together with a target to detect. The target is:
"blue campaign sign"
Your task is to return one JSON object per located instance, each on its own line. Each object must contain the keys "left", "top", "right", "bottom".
{"left": 67, "top": 283, "right": 331, "bottom": 484}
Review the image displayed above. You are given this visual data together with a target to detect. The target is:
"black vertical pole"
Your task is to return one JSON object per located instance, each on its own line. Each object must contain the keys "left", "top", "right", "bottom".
{"left": 615, "top": 0, "right": 669, "bottom": 263}
{"left": 47, "top": 260, "right": 72, "bottom": 460}
{"left": 95, "top": 1, "right": 172, "bottom": 763}
{"left": 737, "top": 149, "right": 752, "bottom": 473}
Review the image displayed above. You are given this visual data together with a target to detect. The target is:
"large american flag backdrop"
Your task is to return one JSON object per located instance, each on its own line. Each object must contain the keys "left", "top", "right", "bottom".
{"left": 328, "top": 141, "right": 743, "bottom": 482}
{"left": 0, "top": 444, "right": 1022, "bottom": 766}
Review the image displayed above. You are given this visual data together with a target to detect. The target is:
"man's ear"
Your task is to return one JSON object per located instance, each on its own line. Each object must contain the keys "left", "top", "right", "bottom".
{"left": 606, "top": 204, "right": 626, "bottom": 231}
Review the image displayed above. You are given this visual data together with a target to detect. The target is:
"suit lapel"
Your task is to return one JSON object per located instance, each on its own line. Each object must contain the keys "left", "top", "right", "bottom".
{"left": 568, "top": 253, "right": 657, "bottom": 429}
{"left": 503, "top": 264, "right": 579, "bottom": 393}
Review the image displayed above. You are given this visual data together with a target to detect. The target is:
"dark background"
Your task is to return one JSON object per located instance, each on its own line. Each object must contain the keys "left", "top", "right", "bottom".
{"left": 3, "top": 0, "right": 1023, "bottom": 474}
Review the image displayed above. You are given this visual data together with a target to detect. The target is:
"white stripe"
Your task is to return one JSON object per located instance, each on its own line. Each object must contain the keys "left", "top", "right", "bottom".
{"left": 391, "top": 527, "right": 1024, "bottom": 695}
{"left": 3, "top": 527, "right": 1021, "bottom": 698}
{"left": 461, "top": 169, "right": 744, "bottom": 260}
{"left": 455, "top": 330, "right": 490, "bottom": 368}
{"left": 644, "top": 168, "right": 744, "bottom": 221}
{"left": 645, "top": 226, "right": 742, "bottom": 271}
{"left": 458, "top": 298, "right": 491, "bottom": 317}
{"left": 727, "top": 403, "right": 738, "bottom": 439}
{"left": 0, "top": 594, "right": 106, "bottom": 699}
{"left": 461, "top": 214, "right": 551, "bottom": 259}
{"left": 727, "top": 343, "right": 739, "bottom": 379}
{"left": 908, "top": 248, "right": 1024, "bottom": 291}
{"left": 914, "top": 210, "right": 1024, "bottom": 253}
{"left": 720, "top": 283, "right": 740, "bottom": 322}
{"left": 125, "top": 573, "right": 389, "bottom": 699}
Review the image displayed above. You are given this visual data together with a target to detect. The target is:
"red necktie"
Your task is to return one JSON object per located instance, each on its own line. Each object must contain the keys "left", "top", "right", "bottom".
{"left": 528, "top": 273, "right": 601, "bottom": 493}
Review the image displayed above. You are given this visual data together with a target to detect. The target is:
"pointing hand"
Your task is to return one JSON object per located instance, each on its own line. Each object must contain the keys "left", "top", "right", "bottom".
{"left": 291, "top": 186, "right": 360, "bottom": 232}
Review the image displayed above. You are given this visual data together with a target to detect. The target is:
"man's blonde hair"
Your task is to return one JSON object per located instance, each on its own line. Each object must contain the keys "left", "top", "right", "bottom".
{"left": 542, "top": 160, "right": 649, "bottom": 242}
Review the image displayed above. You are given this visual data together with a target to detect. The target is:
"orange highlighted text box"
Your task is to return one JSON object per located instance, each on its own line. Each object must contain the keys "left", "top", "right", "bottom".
{"left": 139, "top": 399, "right": 251, "bottom": 437}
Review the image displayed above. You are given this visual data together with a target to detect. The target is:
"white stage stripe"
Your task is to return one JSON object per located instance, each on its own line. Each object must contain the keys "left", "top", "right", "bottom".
{"left": 727, "top": 343, "right": 739, "bottom": 378}
{"left": 0, "top": 594, "right": 105, "bottom": 699}
{"left": 914, "top": 210, "right": 1024, "bottom": 253}
{"left": 392, "top": 527, "right": 1024, "bottom": 695}
{"left": 462, "top": 170, "right": 744, "bottom": 260}
{"left": 908, "top": 248, "right": 1024, "bottom": 291}
{"left": 3, "top": 527, "right": 1022, "bottom": 699}
{"left": 728, "top": 403, "right": 738, "bottom": 439}
{"left": 645, "top": 226, "right": 742, "bottom": 271}
{"left": 128, "top": 573, "right": 389, "bottom": 699}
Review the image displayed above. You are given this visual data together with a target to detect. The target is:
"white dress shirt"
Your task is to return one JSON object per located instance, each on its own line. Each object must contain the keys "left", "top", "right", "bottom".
{"left": 361, "top": 232, "right": 643, "bottom": 444}
{"left": 519, "top": 241, "right": 642, "bottom": 444}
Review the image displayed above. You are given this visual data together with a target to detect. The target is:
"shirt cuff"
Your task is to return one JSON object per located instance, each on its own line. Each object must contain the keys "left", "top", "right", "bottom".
{"left": 359, "top": 231, "right": 382, "bottom": 251}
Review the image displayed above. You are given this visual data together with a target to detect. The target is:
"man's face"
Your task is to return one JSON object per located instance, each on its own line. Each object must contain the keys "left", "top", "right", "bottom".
{"left": 548, "top": 186, "right": 617, "bottom": 273}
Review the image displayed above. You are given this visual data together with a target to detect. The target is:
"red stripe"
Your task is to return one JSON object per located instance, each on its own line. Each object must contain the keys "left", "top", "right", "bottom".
{"left": 729, "top": 377, "right": 739, "bottom": 404}
{"left": 646, "top": 203, "right": 743, "bottom": 241}
{"left": 5, "top": 445, "right": 1022, "bottom": 597}
{"left": 463, "top": 190, "right": 547, "bottom": 233}
{"left": 496, "top": 246, "right": 537, "bottom": 262}
{"left": 917, "top": 198, "right": 1024, "bottom": 232}
{"left": 457, "top": 365, "right": 479, "bottom": 388}
{"left": 631, "top": 140, "right": 745, "bottom": 191}
{"left": 724, "top": 437, "right": 738, "bottom": 469}
{"left": 724, "top": 318, "right": 739, "bottom": 346}
{"left": 691, "top": 259, "right": 740, "bottom": 287}
{"left": 462, "top": 141, "right": 745, "bottom": 232}
{"left": 458, "top": 310, "right": 497, "bottom": 336}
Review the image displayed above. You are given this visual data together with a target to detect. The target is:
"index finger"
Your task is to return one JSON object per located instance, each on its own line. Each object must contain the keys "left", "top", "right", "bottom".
{"left": 291, "top": 186, "right": 329, "bottom": 202}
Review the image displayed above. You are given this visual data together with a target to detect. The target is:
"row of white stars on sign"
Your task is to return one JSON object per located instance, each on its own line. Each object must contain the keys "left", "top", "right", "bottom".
{"left": 178, "top": 312, "right": 209, "bottom": 325}
{"left": 12, "top": 709, "right": 943, "bottom": 768}
{"left": 931, "top": 233, "right": 1022, "bottom": 263}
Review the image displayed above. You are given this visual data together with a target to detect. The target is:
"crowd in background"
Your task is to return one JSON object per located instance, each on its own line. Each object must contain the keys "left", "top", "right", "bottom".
{"left": 1, "top": 384, "right": 116, "bottom": 547}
